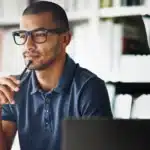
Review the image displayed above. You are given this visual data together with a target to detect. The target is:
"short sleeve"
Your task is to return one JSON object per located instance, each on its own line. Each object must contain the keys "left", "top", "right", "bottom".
{"left": 1, "top": 104, "right": 17, "bottom": 122}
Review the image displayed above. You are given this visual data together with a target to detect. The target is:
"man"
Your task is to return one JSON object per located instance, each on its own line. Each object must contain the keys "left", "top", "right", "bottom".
{"left": 0, "top": 1, "right": 112, "bottom": 150}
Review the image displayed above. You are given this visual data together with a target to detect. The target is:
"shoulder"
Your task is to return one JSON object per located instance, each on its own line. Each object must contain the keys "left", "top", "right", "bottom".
{"left": 73, "top": 64, "right": 105, "bottom": 91}
{"left": 73, "top": 65, "right": 112, "bottom": 117}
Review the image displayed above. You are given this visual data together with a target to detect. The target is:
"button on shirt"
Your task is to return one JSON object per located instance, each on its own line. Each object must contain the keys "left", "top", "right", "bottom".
{"left": 1, "top": 54, "right": 112, "bottom": 150}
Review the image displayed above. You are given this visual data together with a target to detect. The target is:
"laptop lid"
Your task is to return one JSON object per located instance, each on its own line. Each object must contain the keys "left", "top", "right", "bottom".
{"left": 61, "top": 118, "right": 150, "bottom": 150}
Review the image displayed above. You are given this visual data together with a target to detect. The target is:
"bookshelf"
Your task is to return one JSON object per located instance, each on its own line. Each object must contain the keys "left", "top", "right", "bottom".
{"left": 0, "top": 0, "right": 149, "bottom": 85}
{"left": 0, "top": 1, "right": 149, "bottom": 79}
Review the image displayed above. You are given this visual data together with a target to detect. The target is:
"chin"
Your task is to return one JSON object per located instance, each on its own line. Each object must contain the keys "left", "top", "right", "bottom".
{"left": 26, "top": 58, "right": 56, "bottom": 71}
{"left": 28, "top": 63, "right": 50, "bottom": 71}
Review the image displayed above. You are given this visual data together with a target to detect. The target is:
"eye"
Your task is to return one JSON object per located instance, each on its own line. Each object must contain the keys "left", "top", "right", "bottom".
{"left": 19, "top": 33, "right": 26, "bottom": 39}
{"left": 13, "top": 32, "right": 26, "bottom": 38}
{"left": 35, "top": 32, "right": 46, "bottom": 37}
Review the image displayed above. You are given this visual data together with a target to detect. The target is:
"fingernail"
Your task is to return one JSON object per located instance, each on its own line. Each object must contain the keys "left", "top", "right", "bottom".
{"left": 11, "top": 100, "right": 15, "bottom": 104}
{"left": 14, "top": 87, "right": 19, "bottom": 92}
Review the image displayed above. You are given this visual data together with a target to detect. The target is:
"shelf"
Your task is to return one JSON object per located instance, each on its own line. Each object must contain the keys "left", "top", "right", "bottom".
{"left": 67, "top": 11, "right": 90, "bottom": 21}
{"left": 107, "top": 82, "right": 150, "bottom": 95}
{"left": 98, "top": 6, "right": 148, "bottom": 18}
{"left": 0, "top": 18, "right": 19, "bottom": 26}
{"left": 105, "top": 55, "right": 150, "bottom": 83}
{"left": 67, "top": 6, "right": 149, "bottom": 21}
{"left": 0, "top": 6, "right": 149, "bottom": 25}
{"left": 0, "top": 11, "right": 90, "bottom": 26}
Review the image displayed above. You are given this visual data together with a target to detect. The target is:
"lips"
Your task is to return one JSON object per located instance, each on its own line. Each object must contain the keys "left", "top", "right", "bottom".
{"left": 24, "top": 52, "right": 40, "bottom": 58}
{"left": 25, "top": 54, "right": 39, "bottom": 57}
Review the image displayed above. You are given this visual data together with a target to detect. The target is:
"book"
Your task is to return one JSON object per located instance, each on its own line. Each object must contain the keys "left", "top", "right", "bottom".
{"left": 119, "top": 16, "right": 150, "bottom": 55}
{"left": 131, "top": 94, "right": 150, "bottom": 119}
{"left": 100, "top": 0, "right": 113, "bottom": 8}
{"left": 113, "top": 94, "right": 132, "bottom": 119}
{"left": 121, "top": 0, "right": 143, "bottom": 6}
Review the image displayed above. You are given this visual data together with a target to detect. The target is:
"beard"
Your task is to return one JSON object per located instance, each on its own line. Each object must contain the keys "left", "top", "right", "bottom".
{"left": 24, "top": 42, "right": 61, "bottom": 71}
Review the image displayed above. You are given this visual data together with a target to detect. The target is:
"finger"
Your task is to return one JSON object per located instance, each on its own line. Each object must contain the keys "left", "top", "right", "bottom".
{"left": 0, "top": 85, "right": 14, "bottom": 103}
{"left": 7, "top": 75, "right": 20, "bottom": 85}
{"left": 0, "top": 91, "right": 10, "bottom": 105}
{"left": 0, "top": 77, "right": 19, "bottom": 92}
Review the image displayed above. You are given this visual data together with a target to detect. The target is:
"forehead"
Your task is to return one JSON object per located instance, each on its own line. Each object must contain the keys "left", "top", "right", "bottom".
{"left": 20, "top": 12, "right": 57, "bottom": 30}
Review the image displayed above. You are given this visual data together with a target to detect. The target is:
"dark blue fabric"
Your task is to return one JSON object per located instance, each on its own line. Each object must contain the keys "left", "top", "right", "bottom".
{"left": 1, "top": 54, "right": 112, "bottom": 150}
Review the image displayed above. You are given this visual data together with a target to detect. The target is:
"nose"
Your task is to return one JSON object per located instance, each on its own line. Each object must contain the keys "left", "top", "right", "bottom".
{"left": 24, "top": 34, "right": 36, "bottom": 51}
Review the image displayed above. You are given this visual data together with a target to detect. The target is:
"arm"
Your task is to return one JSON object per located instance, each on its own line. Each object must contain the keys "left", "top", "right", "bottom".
{"left": 0, "top": 75, "right": 20, "bottom": 150}
{"left": 79, "top": 77, "right": 113, "bottom": 117}
{"left": 0, "top": 110, "right": 7, "bottom": 150}
{"left": 0, "top": 107, "right": 17, "bottom": 150}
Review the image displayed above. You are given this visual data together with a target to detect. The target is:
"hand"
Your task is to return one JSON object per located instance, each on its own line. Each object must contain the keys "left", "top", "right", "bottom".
{"left": 0, "top": 76, "right": 20, "bottom": 105}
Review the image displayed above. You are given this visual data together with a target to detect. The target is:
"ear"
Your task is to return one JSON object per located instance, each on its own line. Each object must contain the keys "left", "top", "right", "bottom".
{"left": 62, "top": 31, "right": 72, "bottom": 48}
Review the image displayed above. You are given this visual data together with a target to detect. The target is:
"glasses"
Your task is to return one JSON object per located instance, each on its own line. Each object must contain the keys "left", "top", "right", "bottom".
{"left": 12, "top": 28, "right": 68, "bottom": 45}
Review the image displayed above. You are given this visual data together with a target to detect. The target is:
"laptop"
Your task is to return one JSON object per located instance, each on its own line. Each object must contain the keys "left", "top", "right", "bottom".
{"left": 61, "top": 118, "right": 150, "bottom": 150}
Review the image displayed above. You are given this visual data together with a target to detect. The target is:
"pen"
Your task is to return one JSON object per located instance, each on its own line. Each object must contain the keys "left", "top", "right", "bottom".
{"left": 19, "top": 60, "right": 32, "bottom": 80}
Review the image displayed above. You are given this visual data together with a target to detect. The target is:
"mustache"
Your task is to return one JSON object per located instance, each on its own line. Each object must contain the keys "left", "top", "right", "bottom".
{"left": 23, "top": 51, "right": 40, "bottom": 57}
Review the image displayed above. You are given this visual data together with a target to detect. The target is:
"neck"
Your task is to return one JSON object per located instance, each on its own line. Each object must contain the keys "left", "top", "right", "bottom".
{"left": 35, "top": 54, "right": 66, "bottom": 92}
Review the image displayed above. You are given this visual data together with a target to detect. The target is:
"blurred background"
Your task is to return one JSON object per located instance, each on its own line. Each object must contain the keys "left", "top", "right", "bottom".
{"left": 1, "top": 0, "right": 150, "bottom": 119}
{"left": 1, "top": 0, "right": 150, "bottom": 149}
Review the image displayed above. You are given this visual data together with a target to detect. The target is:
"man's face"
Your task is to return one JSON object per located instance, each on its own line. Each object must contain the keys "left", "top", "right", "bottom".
{"left": 18, "top": 12, "right": 67, "bottom": 70}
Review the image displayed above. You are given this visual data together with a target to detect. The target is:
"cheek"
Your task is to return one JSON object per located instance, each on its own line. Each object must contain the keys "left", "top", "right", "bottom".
{"left": 36, "top": 38, "right": 60, "bottom": 57}
{"left": 38, "top": 45, "right": 55, "bottom": 59}
{"left": 39, "top": 39, "right": 56, "bottom": 52}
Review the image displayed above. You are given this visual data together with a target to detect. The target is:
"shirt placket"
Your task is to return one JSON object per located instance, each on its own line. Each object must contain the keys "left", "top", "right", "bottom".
{"left": 42, "top": 93, "right": 52, "bottom": 130}
{"left": 45, "top": 97, "right": 50, "bottom": 129}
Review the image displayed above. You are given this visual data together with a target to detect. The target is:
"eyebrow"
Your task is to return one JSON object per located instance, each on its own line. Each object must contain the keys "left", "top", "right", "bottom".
{"left": 32, "top": 27, "right": 46, "bottom": 32}
{"left": 15, "top": 27, "right": 47, "bottom": 33}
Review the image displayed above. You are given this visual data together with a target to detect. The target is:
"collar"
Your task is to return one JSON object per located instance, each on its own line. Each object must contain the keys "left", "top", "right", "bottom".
{"left": 30, "top": 54, "right": 77, "bottom": 94}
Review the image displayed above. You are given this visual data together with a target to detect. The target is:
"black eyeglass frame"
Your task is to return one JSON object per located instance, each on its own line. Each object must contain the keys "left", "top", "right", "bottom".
{"left": 12, "top": 27, "right": 69, "bottom": 45}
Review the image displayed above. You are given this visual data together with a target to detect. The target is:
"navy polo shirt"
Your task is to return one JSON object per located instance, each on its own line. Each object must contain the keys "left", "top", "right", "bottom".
{"left": 2, "top": 54, "right": 112, "bottom": 150}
